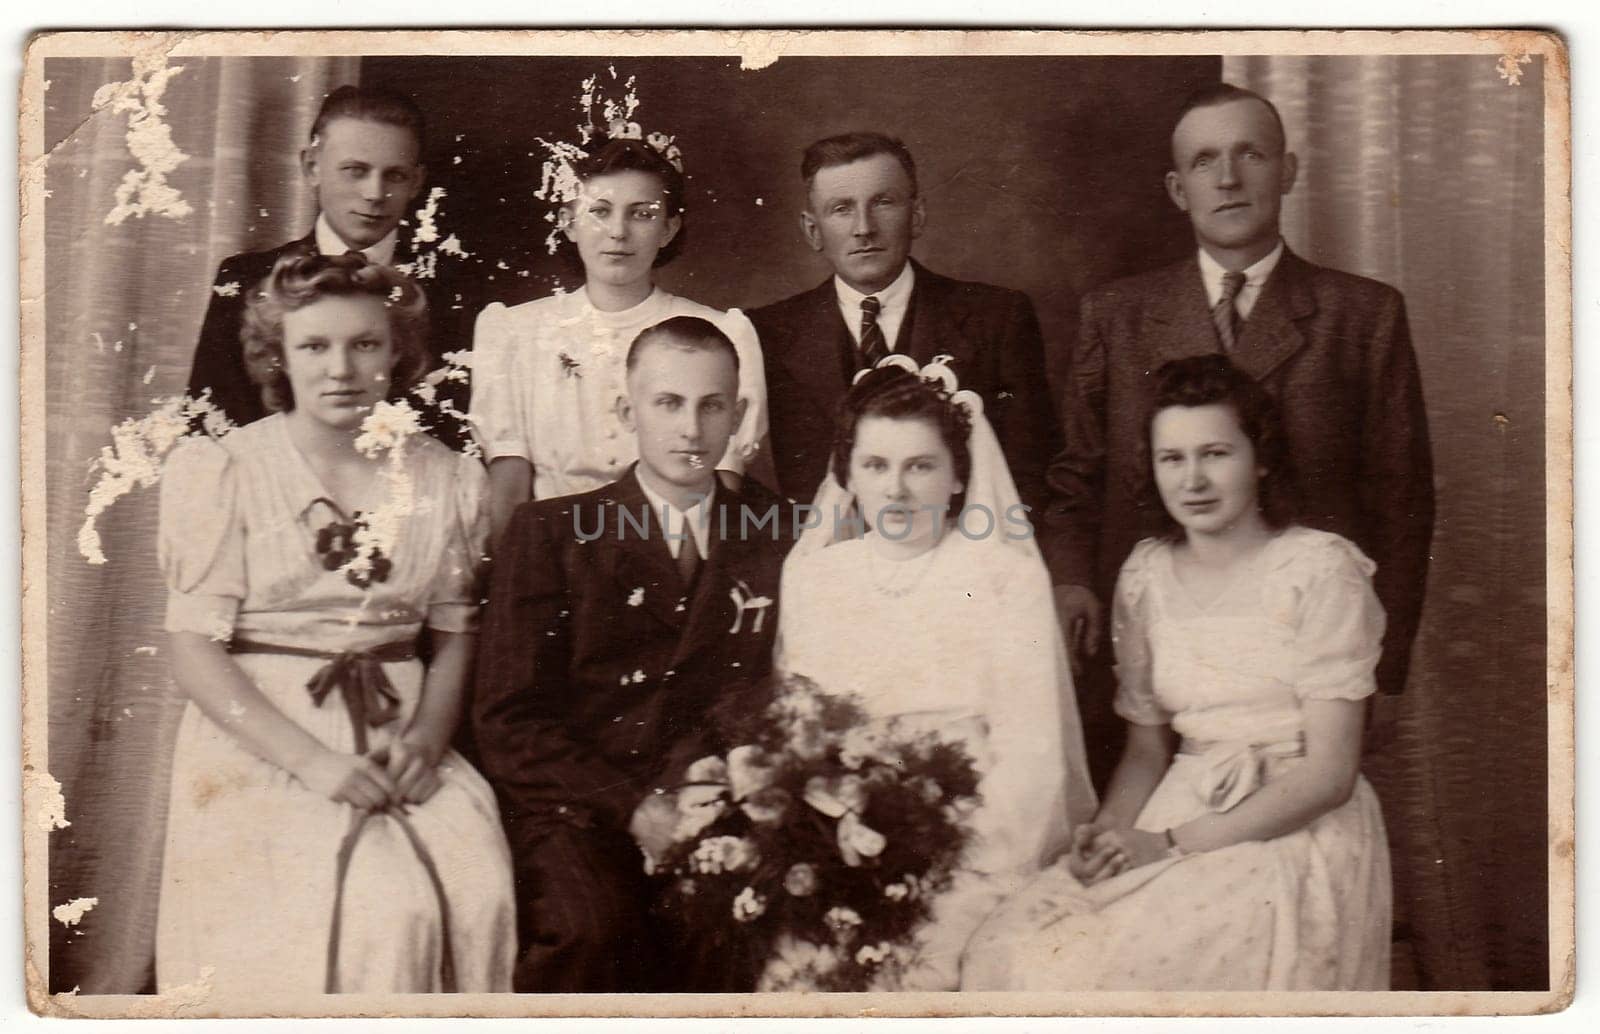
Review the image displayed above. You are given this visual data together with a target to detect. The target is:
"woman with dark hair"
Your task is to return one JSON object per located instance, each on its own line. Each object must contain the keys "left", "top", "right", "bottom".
{"left": 964, "top": 354, "right": 1391, "bottom": 991}
{"left": 470, "top": 134, "right": 767, "bottom": 543}
{"left": 156, "top": 253, "right": 515, "bottom": 992}
{"left": 775, "top": 356, "right": 1095, "bottom": 990}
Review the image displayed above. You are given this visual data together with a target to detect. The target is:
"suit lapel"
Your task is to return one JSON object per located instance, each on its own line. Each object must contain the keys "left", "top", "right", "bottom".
{"left": 1229, "top": 249, "right": 1316, "bottom": 381}
{"left": 900, "top": 262, "right": 975, "bottom": 369}
{"left": 1144, "top": 257, "right": 1220, "bottom": 368}
{"left": 671, "top": 483, "right": 766, "bottom": 667}
{"left": 606, "top": 471, "right": 689, "bottom": 631}
{"left": 779, "top": 279, "right": 857, "bottom": 410}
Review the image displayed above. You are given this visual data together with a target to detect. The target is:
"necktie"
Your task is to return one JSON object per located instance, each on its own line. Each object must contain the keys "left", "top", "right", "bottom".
{"left": 859, "top": 295, "right": 890, "bottom": 370}
{"left": 675, "top": 528, "right": 701, "bottom": 588}
{"left": 1212, "top": 271, "right": 1246, "bottom": 352}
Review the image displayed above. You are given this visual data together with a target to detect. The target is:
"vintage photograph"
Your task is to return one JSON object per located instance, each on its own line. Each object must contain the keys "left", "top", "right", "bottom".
{"left": 19, "top": 29, "right": 1569, "bottom": 1018}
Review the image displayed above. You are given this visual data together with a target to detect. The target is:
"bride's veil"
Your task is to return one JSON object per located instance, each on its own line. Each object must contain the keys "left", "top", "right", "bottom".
{"left": 789, "top": 354, "right": 1098, "bottom": 839}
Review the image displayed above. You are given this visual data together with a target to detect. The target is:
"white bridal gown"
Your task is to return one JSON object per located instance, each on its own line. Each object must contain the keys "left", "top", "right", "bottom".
{"left": 777, "top": 530, "right": 1095, "bottom": 990}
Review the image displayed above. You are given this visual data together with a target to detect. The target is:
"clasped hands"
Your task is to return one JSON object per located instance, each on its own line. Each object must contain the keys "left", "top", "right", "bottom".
{"left": 1064, "top": 822, "right": 1174, "bottom": 886}
{"left": 296, "top": 735, "right": 447, "bottom": 812}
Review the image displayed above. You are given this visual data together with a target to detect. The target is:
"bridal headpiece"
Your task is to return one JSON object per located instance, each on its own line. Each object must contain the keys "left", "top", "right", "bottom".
{"left": 852, "top": 353, "right": 984, "bottom": 421}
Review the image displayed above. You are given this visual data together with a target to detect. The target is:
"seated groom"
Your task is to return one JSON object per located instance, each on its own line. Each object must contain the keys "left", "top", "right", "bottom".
{"left": 474, "top": 316, "right": 790, "bottom": 992}
{"left": 749, "top": 131, "right": 1066, "bottom": 573}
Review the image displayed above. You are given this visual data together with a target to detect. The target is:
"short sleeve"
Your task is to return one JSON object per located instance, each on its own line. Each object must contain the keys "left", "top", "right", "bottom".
{"left": 426, "top": 453, "right": 491, "bottom": 634}
{"left": 158, "top": 437, "right": 244, "bottom": 639}
{"left": 716, "top": 308, "right": 769, "bottom": 476}
{"left": 467, "top": 303, "right": 530, "bottom": 463}
{"left": 1281, "top": 533, "right": 1386, "bottom": 702}
{"left": 1111, "top": 540, "right": 1171, "bottom": 726}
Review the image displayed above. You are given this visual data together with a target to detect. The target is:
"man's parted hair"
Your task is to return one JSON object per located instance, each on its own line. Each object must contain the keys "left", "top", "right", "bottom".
{"left": 625, "top": 315, "right": 741, "bottom": 375}
{"left": 1171, "top": 82, "right": 1287, "bottom": 158}
{"left": 309, "top": 84, "right": 426, "bottom": 154}
{"left": 800, "top": 132, "right": 919, "bottom": 197}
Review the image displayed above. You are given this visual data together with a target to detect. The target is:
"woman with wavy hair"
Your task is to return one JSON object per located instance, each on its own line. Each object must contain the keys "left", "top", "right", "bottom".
{"left": 156, "top": 253, "right": 515, "bottom": 993}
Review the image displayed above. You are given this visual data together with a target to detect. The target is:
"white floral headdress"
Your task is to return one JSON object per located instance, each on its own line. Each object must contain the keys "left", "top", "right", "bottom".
{"left": 532, "top": 67, "right": 686, "bottom": 253}
{"left": 851, "top": 353, "right": 985, "bottom": 421}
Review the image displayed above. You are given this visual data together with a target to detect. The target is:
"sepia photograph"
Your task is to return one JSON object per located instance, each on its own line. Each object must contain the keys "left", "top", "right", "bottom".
{"left": 17, "top": 27, "right": 1571, "bottom": 1019}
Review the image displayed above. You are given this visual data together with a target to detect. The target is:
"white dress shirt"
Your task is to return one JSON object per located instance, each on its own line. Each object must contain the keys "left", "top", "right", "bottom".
{"left": 315, "top": 212, "right": 400, "bottom": 266}
{"left": 833, "top": 261, "right": 915, "bottom": 351}
{"left": 1198, "top": 240, "right": 1285, "bottom": 320}
{"left": 636, "top": 470, "right": 713, "bottom": 561}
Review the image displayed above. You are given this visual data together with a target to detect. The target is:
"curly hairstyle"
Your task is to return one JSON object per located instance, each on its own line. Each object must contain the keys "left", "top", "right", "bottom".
{"left": 1143, "top": 353, "right": 1298, "bottom": 541}
{"left": 831, "top": 365, "right": 973, "bottom": 497}
{"left": 240, "top": 252, "right": 430, "bottom": 413}
{"left": 562, "top": 135, "right": 688, "bottom": 268}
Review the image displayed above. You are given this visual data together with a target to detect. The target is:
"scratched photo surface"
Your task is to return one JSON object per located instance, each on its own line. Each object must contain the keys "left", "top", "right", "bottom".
{"left": 22, "top": 33, "right": 1566, "bottom": 1017}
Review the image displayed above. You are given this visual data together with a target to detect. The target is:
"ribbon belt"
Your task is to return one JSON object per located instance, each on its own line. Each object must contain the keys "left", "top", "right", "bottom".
{"left": 1180, "top": 736, "right": 1306, "bottom": 813}
{"left": 230, "top": 638, "right": 413, "bottom": 754}
{"left": 227, "top": 638, "right": 454, "bottom": 993}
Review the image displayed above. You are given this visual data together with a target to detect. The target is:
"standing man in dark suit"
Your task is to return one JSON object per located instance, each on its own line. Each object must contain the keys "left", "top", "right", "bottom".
{"left": 1045, "top": 84, "right": 1434, "bottom": 771}
{"left": 474, "top": 316, "right": 789, "bottom": 992}
{"left": 187, "top": 85, "right": 470, "bottom": 444}
{"left": 748, "top": 132, "right": 1066, "bottom": 571}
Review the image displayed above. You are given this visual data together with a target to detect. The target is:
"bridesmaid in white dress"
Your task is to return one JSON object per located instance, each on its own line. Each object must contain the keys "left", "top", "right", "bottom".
{"left": 777, "top": 356, "right": 1096, "bottom": 991}
{"left": 963, "top": 354, "right": 1392, "bottom": 991}
{"left": 470, "top": 134, "right": 767, "bottom": 542}
{"left": 156, "top": 254, "right": 516, "bottom": 993}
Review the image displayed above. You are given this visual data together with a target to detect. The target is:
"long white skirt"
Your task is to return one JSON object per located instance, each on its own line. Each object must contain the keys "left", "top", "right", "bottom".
{"left": 155, "top": 652, "right": 517, "bottom": 993}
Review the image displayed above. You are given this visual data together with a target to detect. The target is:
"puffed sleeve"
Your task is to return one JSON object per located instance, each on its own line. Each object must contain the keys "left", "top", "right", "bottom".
{"left": 158, "top": 437, "right": 244, "bottom": 639}
{"left": 1280, "top": 532, "right": 1387, "bottom": 702}
{"left": 1111, "top": 539, "right": 1171, "bottom": 726}
{"left": 716, "top": 307, "right": 769, "bottom": 478}
{"left": 427, "top": 453, "right": 491, "bottom": 634}
{"left": 466, "top": 303, "right": 530, "bottom": 463}
{"left": 772, "top": 548, "right": 815, "bottom": 678}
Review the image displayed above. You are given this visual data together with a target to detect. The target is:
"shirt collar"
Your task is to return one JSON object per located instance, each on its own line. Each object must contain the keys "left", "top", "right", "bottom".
{"left": 832, "top": 260, "right": 915, "bottom": 314}
{"left": 315, "top": 212, "right": 399, "bottom": 267}
{"left": 634, "top": 468, "right": 713, "bottom": 560}
{"left": 1197, "top": 239, "right": 1285, "bottom": 297}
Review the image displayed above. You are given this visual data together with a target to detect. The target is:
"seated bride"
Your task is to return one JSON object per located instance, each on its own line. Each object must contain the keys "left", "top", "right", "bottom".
{"left": 775, "top": 355, "right": 1096, "bottom": 991}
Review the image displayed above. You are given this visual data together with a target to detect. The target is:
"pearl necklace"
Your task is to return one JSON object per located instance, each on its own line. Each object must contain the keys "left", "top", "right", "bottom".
{"left": 866, "top": 539, "right": 940, "bottom": 599}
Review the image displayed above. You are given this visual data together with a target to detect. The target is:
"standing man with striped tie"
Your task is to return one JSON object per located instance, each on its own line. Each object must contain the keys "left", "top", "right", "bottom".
{"left": 750, "top": 132, "right": 1065, "bottom": 567}
{"left": 1043, "top": 83, "right": 1434, "bottom": 782}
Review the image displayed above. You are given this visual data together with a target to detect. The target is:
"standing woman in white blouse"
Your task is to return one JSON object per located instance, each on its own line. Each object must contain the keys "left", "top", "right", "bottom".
{"left": 469, "top": 134, "right": 767, "bottom": 544}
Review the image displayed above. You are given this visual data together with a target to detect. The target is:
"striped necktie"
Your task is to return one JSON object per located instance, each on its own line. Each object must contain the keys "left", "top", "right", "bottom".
{"left": 1212, "top": 271, "right": 1246, "bottom": 352}
{"left": 859, "top": 295, "right": 890, "bottom": 369}
{"left": 675, "top": 528, "right": 701, "bottom": 588}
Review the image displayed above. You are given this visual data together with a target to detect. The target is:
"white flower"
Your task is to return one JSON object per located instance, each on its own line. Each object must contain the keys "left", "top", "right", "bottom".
{"left": 732, "top": 886, "right": 767, "bottom": 923}
{"left": 690, "top": 835, "right": 759, "bottom": 875}
{"left": 855, "top": 941, "right": 893, "bottom": 967}
{"left": 212, "top": 281, "right": 239, "bottom": 297}
{"left": 823, "top": 906, "right": 862, "bottom": 938}
{"left": 627, "top": 587, "right": 645, "bottom": 607}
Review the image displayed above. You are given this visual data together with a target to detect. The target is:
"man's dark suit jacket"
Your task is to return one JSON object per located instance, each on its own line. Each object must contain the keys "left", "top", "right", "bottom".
{"left": 474, "top": 468, "right": 789, "bottom": 835}
{"left": 186, "top": 232, "right": 474, "bottom": 446}
{"left": 749, "top": 261, "right": 1064, "bottom": 574}
{"left": 1043, "top": 248, "right": 1435, "bottom": 694}
{"left": 474, "top": 469, "right": 789, "bottom": 991}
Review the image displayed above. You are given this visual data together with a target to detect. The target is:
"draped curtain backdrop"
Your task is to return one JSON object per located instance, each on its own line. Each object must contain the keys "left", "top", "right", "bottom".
{"left": 42, "top": 55, "right": 359, "bottom": 993}
{"left": 37, "top": 53, "right": 1549, "bottom": 996}
{"left": 1224, "top": 55, "right": 1549, "bottom": 991}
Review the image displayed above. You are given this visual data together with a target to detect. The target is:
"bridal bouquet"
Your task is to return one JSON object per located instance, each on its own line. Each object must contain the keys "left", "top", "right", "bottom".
{"left": 652, "top": 675, "right": 981, "bottom": 991}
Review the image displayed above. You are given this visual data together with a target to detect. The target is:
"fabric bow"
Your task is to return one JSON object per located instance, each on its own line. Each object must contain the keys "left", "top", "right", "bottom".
{"left": 727, "top": 581, "right": 774, "bottom": 634}
{"left": 305, "top": 652, "right": 403, "bottom": 754}
{"left": 1193, "top": 738, "right": 1306, "bottom": 812}
{"left": 804, "top": 775, "right": 887, "bottom": 866}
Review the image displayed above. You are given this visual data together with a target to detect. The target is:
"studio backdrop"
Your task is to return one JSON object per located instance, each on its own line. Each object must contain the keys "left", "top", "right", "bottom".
{"left": 38, "top": 50, "right": 1547, "bottom": 994}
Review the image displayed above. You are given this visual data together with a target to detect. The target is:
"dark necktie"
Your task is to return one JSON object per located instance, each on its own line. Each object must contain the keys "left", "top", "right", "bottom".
{"left": 1212, "top": 271, "right": 1246, "bottom": 352}
{"left": 675, "top": 528, "right": 701, "bottom": 588}
{"left": 859, "top": 295, "right": 890, "bottom": 370}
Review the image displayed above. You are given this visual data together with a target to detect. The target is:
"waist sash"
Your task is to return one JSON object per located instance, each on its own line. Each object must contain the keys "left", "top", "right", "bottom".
{"left": 1179, "top": 735, "right": 1306, "bottom": 813}
{"left": 228, "top": 638, "right": 455, "bottom": 993}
